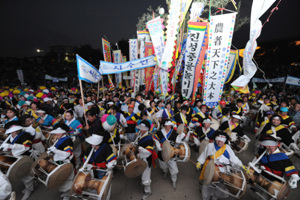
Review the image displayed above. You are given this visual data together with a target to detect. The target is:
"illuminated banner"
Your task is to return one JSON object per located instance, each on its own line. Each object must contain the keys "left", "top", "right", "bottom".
{"left": 76, "top": 54, "right": 101, "bottom": 83}
{"left": 285, "top": 76, "right": 300, "bottom": 87}
{"left": 203, "top": 13, "right": 237, "bottom": 107}
{"left": 99, "top": 55, "right": 156, "bottom": 75}
{"left": 182, "top": 22, "right": 207, "bottom": 99}
{"left": 102, "top": 38, "right": 112, "bottom": 62}
{"left": 147, "top": 17, "right": 165, "bottom": 90}
{"left": 113, "top": 50, "right": 122, "bottom": 88}
{"left": 179, "top": 0, "right": 193, "bottom": 27}
{"left": 225, "top": 50, "right": 238, "bottom": 83}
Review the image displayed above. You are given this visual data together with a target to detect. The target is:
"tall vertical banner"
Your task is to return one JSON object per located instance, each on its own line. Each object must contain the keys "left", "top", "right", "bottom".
{"left": 144, "top": 42, "right": 154, "bottom": 94}
{"left": 16, "top": 69, "right": 24, "bottom": 85}
{"left": 182, "top": 22, "right": 207, "bottom": 99}
{"left": 225, "top": 50, "right": 238, "bottom": 83}
{"left": 137, "top": 31, "right": 150, "bottom": 86}
{"left": 191, "top": 24, "right": 208, "bottom": 104}
{"left": 190, "top": 2, "right": 205, "bottom": 22}
{"left": 231, "top": 0, "right": 275, "bottom": 92}
{"left": 129, "top": 39, "right": 139, "bottom": 93}
{"left": 147, "top": 17, "right": 165, "bottom": 91}
{"left": 203, "top": 13, "right": 237, "bottom": 107}
{"left": 122, "top": 56, "right": 129, "bottom": 88}
{"left": 102, "top": 38, "right": 112, "bottom": 62}
{"left": 113, "top": 50, "right": 122, "bottom": 88}
{"left": 102, "top": 38, "right": 114, "bottom": 89}
{"left": 179, "top": 0, "right": 193, "bottom": 27}
{"left": 160, "top": 0, "right": 182, "bottom": 97}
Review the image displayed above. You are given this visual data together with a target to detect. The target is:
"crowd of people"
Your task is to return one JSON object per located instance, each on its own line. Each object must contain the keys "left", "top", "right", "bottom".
{"left": 0, "top": 84, "right": 299, "bottom": 200}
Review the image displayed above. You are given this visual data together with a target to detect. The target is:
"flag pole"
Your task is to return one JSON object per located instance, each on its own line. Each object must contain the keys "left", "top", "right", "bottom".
{"left": 79, "top": 79, "right": 88, "bottom": 126}
{"left": 102, "top": 76, "right": 105, "bottom": 97}
{"left": 97, "top": 81, "right": 100, "bottom": 101}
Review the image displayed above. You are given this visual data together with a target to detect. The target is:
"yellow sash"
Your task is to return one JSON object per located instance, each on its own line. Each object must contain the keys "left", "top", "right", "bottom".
{"left": 266, "top": 125, "right": 285, "bottom": 134}
{"left": 225, "top": 122, "right": 238, "bottom": 132}
{"left": 108, "top": 129, "right": 117, "bottom": 143}
{"left": 180, "top": 113, "right": 187, "bottom": 125}
{"left": 217, "top": 105, "right": 222, "bottom": 113}
{"left": 199, "top": 144, "right": 227, "bottom": 180}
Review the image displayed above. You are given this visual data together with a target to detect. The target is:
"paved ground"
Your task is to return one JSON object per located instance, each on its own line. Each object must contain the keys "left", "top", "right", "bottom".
{"left": 12, "top": 125, "right": 300, "bottom": 200}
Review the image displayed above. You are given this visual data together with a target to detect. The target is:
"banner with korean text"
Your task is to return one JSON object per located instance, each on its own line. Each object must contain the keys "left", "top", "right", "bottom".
{"left": 100, "top": 55, "right": 156, "bottom": 75}
{"left": 191, "top": 24, "right": 208, "bottom": 104}
{"left": 113, "top": 50, "right": 122, "bottom": 88}
{"left": 252, "top": 77, "right": 285, "bottom": 83}
{"left": 182, "top": 22, "right": 207, "bottom": 99}
{"left": 76, "top": 54, "right": 101, "bottom": 83}
{"left": 129, "top": 39, "right": 138, "bottom": 91}
{"left": 203, "top": 13, "right": 237, "bottom": 107}
{"left": 146, "top": 17, "right": 165, "bottom": 91}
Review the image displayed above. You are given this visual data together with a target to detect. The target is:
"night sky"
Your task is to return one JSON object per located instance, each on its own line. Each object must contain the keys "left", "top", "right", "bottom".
{"left": 0, "top": 0, "right": 299, "bottom": 58}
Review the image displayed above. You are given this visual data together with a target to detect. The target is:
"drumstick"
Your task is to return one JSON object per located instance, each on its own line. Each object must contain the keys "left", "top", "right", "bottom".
{"left": 116, "top": 165, "right": 125, "bottom": 168}
{"left": 189, "top": 159, "right": 198, "bottom": 166}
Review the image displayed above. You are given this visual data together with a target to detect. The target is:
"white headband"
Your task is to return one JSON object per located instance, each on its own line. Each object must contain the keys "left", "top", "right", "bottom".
{"left": 215, "top": 135, "right": 227, "bottom": 142}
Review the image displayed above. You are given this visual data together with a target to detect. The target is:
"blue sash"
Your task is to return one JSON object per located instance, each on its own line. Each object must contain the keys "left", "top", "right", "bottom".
{"left": 11, "top": 131, "right": 26, "bottom": 145}
{"left": 55, "top": 136, "right": 70, "bottom": 149}
{"left": 90, "top": 143, "right": 106, "bottom": 163}
{"left": 138, "top": 134, "right": 152, "bottom": 146}
{"left": 160, "top": 129, "right": 172, "bottom": 144}
{"left": 126, "top": 113, "right": 135, "bottom": 121}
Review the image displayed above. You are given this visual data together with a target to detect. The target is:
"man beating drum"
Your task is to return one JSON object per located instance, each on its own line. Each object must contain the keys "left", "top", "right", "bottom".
{"left": 136, "top": 120, "right": 158, "bottom": 200}
{"left": 153, "top": 119, "right": 188, "bottom": 190}
{"left": 248, "top": 135, "right": 299, "bottom": 199}
{"left": 47, "top": 124, "right": 74, "bottom": 200}
{"left": 2, "top": 121, "right": 34, "bottom": 200}
{"left": 196, "top": 131, "right": 249, "bottom": 200}
{"left": 83, "top": 134, "right": 117, "bottom": 179}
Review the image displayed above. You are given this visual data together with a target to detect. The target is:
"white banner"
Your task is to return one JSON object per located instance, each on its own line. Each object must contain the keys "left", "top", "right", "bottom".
{"left": 45, "top": 74, "right": 68, "bottom": 82}
{"left": 252, "top": 77, "right": 286, "bottom": 83}
{"left": 16, "top": 69, "right": 24, "bottom": 84}
{"left": 231, "top": 0, "right": 276, "bottom": 88}
{"left": 203, "top": 13, "right": 237, "bottom": 107}
{"left": 286, "top": 76, "right": 300, "bottom": 86}
{"left": 76, "top": 54, "right": 101, "bottom": 83}
{"left": 113, "top": 50, "right": 122, "bottom": 88}
{"left": 147, "top": 17, "right": 165, "bottom": 91}
{"left": 137, "top": 31, "right": 150, "bottom": 86}
{"left": 190, "top": 2, "right": 205, "bottom": 22}
{"left": 99, "top": 55, "right": 156, "bottom": 75}
{"left": 129, "top": 39, "right": 138, "bottom": 89}
{"left": 182, "top": 22, "right": 207, "bottom": 99}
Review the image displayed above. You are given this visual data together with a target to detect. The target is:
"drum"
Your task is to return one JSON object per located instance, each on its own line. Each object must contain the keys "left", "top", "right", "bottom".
{"left": 0, "top": 154, "right": 33, "bottom": 182}
{"left": 162, "top": 141, "right": 190, "bottom": 162}
{"left": 31, "top": 152, "right": 73, "bottom": 189}
{"left": 120, "top": 144, "right": 146, "bottom": 178}
{"left": 211, "top": 118, "right": 220, "bottom": 131}
{"left": 0, "top": 128, "right": 7, "bottom": 141}
{"left": 198, "top": 139, "right": 210, "bottom": 155}
{"left": 203, "top": 160, "right": 247, "bottom": 198}
{"left": 247, "top": 168, "right": 289, "bottom": 200}
{"left": 46, "top": 134, "right": 58, "bottom": 148}
{"left": 71, "top": 170, "right": 113, "bottom": 200}
{"left": 231, "top": 137, "right": 249, "bottom": 154}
